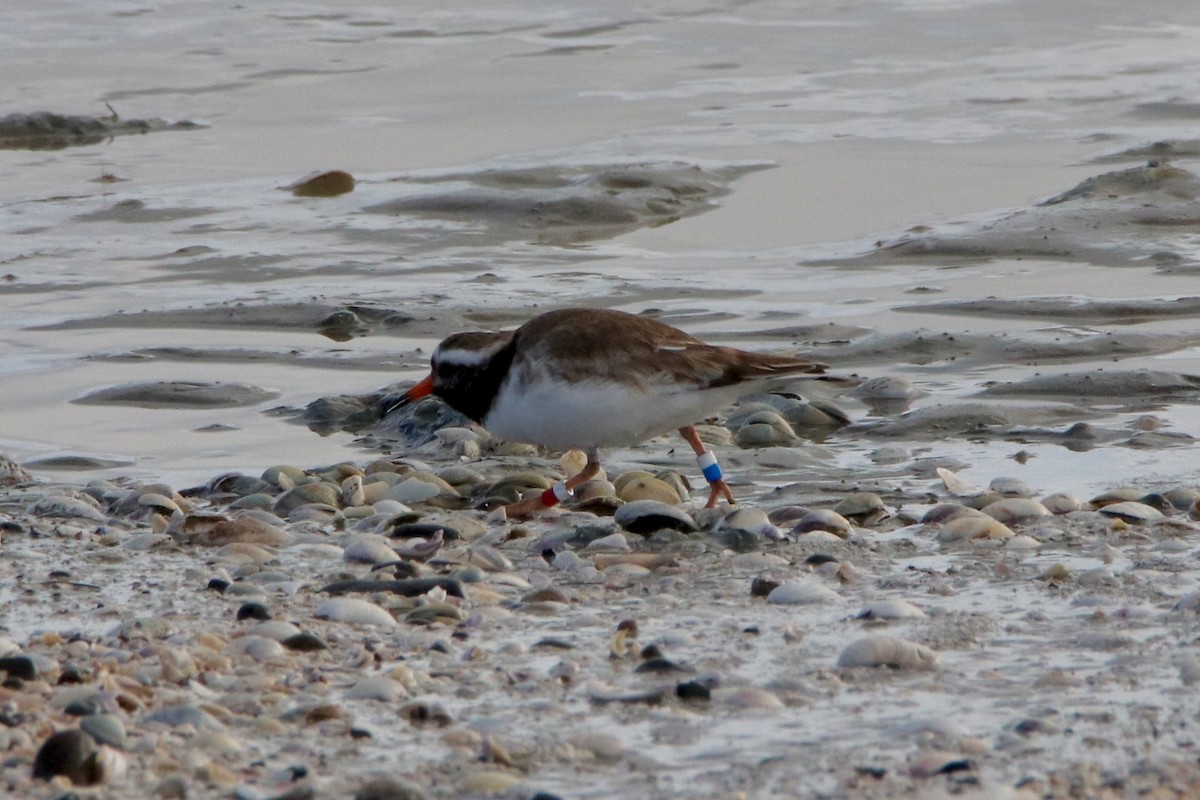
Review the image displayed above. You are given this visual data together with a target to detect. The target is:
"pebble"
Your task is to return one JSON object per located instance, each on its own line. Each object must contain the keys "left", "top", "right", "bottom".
{"left": 31, "top": 729, "right": 105, "bottom": 785}
{"left": 343, "top": 534, "right": 401, "bottom": 564}
{"left": 80, "top": 713, "right": 127, "bottom": 748}
{"left": 145, "top": 704, "right": 225, "bottom": 730}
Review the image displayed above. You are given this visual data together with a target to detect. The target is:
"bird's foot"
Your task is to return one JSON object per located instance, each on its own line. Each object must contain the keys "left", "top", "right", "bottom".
{"left": 501, "top": 493, "right": 549, "bottom": 520}
{"left": 705, "top": 479, "right": 736, "bottom": 509}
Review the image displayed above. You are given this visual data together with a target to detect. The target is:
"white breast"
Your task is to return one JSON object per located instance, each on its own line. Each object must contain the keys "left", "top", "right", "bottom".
{"left": 483, "top": 370, "right": 741, "bottom": 450}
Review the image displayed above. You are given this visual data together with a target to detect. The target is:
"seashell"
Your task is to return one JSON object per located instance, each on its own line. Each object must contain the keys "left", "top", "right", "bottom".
{"left": 343, "top": 534, "right": 400, "bottom": 564}
{"left": 1098, "top": 501, "right": 1164, "bottom": 524}
{"left": 614, "top": 500, "right": 697, "bottom": 534}
{"left": 314, "top": 598, "right": 397, "bottom": 627}
{"left": 1163, "top": 487, "right": 1200, "bottom": 510}
{"left": 837, "top": 636, "right": 938, "bottom": 670}
{"left": 137, "top": 492, "right": 180, "bottom": 514}
{"left": 583, "top": 532, "right": 631, "bottom": 553}
{"left": 731, "top": 553, "right": 788, "bottom": 570}
{"left": 989, "top": 477, "right": 1036, "bottom": 497}
{"left": 273, "top": 481, "right": 340, "bottom": 513}
{"left": 717, "top": 686, "right": 784, "bottom": 711}
{"left": 766, "top": 580, "right": 842, "bottom": 605}
{"left": 980, "top": 498, "right": 1049, "bottom": 524}
{"left": 790, "top": 509, "right": 851, "bottom": 538}
{"left": 574, "top": 479, "right": 617, "bottom": 502}
{"left": 26, "top": 495, "right": 107, "bottom": 523}
{"left": 120, "top": 533, "right": 172, "bottom": 551}
{"left": 719, "top": 506, "right": 771, "bottom": 534}
{"left": 571, "top": 732, "right": 626, "bottom": 761}
{"left": 463, "top": 771, "right": 522, "bottom": 794}
{"left": 1040, "top": 493, "right": 1081, "bottom": 514}
{"left": 735, "top": 414, "right": 796, "bottom": 448}
{"left": 937, "top": 467, "right": 982, "bottom": 497}
{"left": 190, "top": 515, "right": 290, "bottom": 547}
{"left": 388, "top": 478, "right": 442, "bottom": 505}
{"left": 853, "top": 375, "right": 923, "bottom": 401}
{"left": 592, "top": 553, "right": 676, "bottom": 570}
{"left": 920, "top": 503, "right": 983, "bottom": 524}
{"left": 616, "top": 475, "right": 682, "bottom": 505}
{"left": 1088, "top": 487, "right": 1143, "bottom": 509}
{"left": 245, "top": 621, "right": 302, "bottom": 641}
{"left": 855, "top": 600, "right": 927, "bottom": 620}
{"left": 938, "top": 516, "right": 1013, "bottom": 542}
{"left": 340, "top": 475, "right": 366, "bottom": 507}
{"left": 114, "top": 616, "right": 173, "bottom": 640}
{"left": 559, "top": 449, "right": 590, "bottom": 478}
{"left": 345, "top": 675, "right": 409, "bottom": 702}
{"left": 222, "top": 636, "right": 286, "bottom": 662}
{"left": 832, "top": 492, "right": 887, "bottom": 524}
{"left": 262, "top": 464, "right": 305, "bottom": 489}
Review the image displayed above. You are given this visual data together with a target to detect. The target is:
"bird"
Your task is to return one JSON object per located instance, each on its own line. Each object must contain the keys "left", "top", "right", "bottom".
{"left": 388, "top": 307, "right": 833, "bottom": 517}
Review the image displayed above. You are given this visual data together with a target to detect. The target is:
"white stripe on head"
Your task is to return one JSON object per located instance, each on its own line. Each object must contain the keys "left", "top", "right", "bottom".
{"left": 433, "top": 346, "right": 494, "bottom": 368}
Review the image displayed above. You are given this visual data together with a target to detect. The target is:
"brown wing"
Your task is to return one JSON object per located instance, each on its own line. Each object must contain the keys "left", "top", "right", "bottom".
{"left": 512, "top": 308, "right": 826, "bottom": 389}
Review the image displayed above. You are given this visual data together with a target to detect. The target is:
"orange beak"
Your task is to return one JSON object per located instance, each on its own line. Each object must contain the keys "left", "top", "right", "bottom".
{"left": 386, "top": 374, "right": 435, "bottom": 414}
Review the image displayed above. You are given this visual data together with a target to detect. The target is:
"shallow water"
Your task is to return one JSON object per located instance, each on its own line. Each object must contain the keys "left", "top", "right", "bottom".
{"left": 4, "top": 5, "right": 1200, "bottom": 792}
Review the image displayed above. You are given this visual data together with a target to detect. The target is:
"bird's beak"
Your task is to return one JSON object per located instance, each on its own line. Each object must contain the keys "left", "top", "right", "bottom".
{"left": 386, "top": 374, "right": 435, "bottom": 415}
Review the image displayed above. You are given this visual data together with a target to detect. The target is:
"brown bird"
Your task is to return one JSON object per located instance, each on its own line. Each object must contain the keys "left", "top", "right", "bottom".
{"left": 390, "top": 307, "right": 831, "bottom": 517}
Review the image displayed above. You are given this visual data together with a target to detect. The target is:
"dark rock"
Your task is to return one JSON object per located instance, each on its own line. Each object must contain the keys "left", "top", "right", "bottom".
{"left": 319, "top": 577, "right": 464, "bottom": 599}
{"left": 389, "top": 522, "right": 461, "bottom": 541}
{"left": 0, "top": 655, "right": 36, "bottom": 681}
{"left": 32, "top": 729, "right": 98, "bottom": 784}
{"left": 635, "top": 657, "right": 693, "bottom": 675}
{"left": 236, "top": 602, "right": 271, "bottom": 621}
{"left": 282, "top": 632, "right": 329, "bottom": 652}
{"left": 676, "top": 681, "right": 712, "bottom": 702}
{"left": 750, "top": 577, "right": 780, "bottom": 598}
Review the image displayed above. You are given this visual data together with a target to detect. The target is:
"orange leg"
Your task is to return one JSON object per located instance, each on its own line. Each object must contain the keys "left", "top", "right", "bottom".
{"left": 679, "top": 425, "right": 735, "bottom": 508}
{"left": 503, "top": 447, "right": 602, "bottom": 519}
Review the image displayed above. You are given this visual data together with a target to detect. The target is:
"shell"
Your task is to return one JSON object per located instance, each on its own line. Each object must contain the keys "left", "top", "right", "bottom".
{"left": 837, "top": 636, "right": 938, "bottom": 670}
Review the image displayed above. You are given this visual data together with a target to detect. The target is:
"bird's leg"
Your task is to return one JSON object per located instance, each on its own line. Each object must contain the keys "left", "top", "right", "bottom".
{"left": 503, "top": 448, "right": 602, "bottom": 519}
{"left": 679, "top": 425, "right": 735, "bottom": 508}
